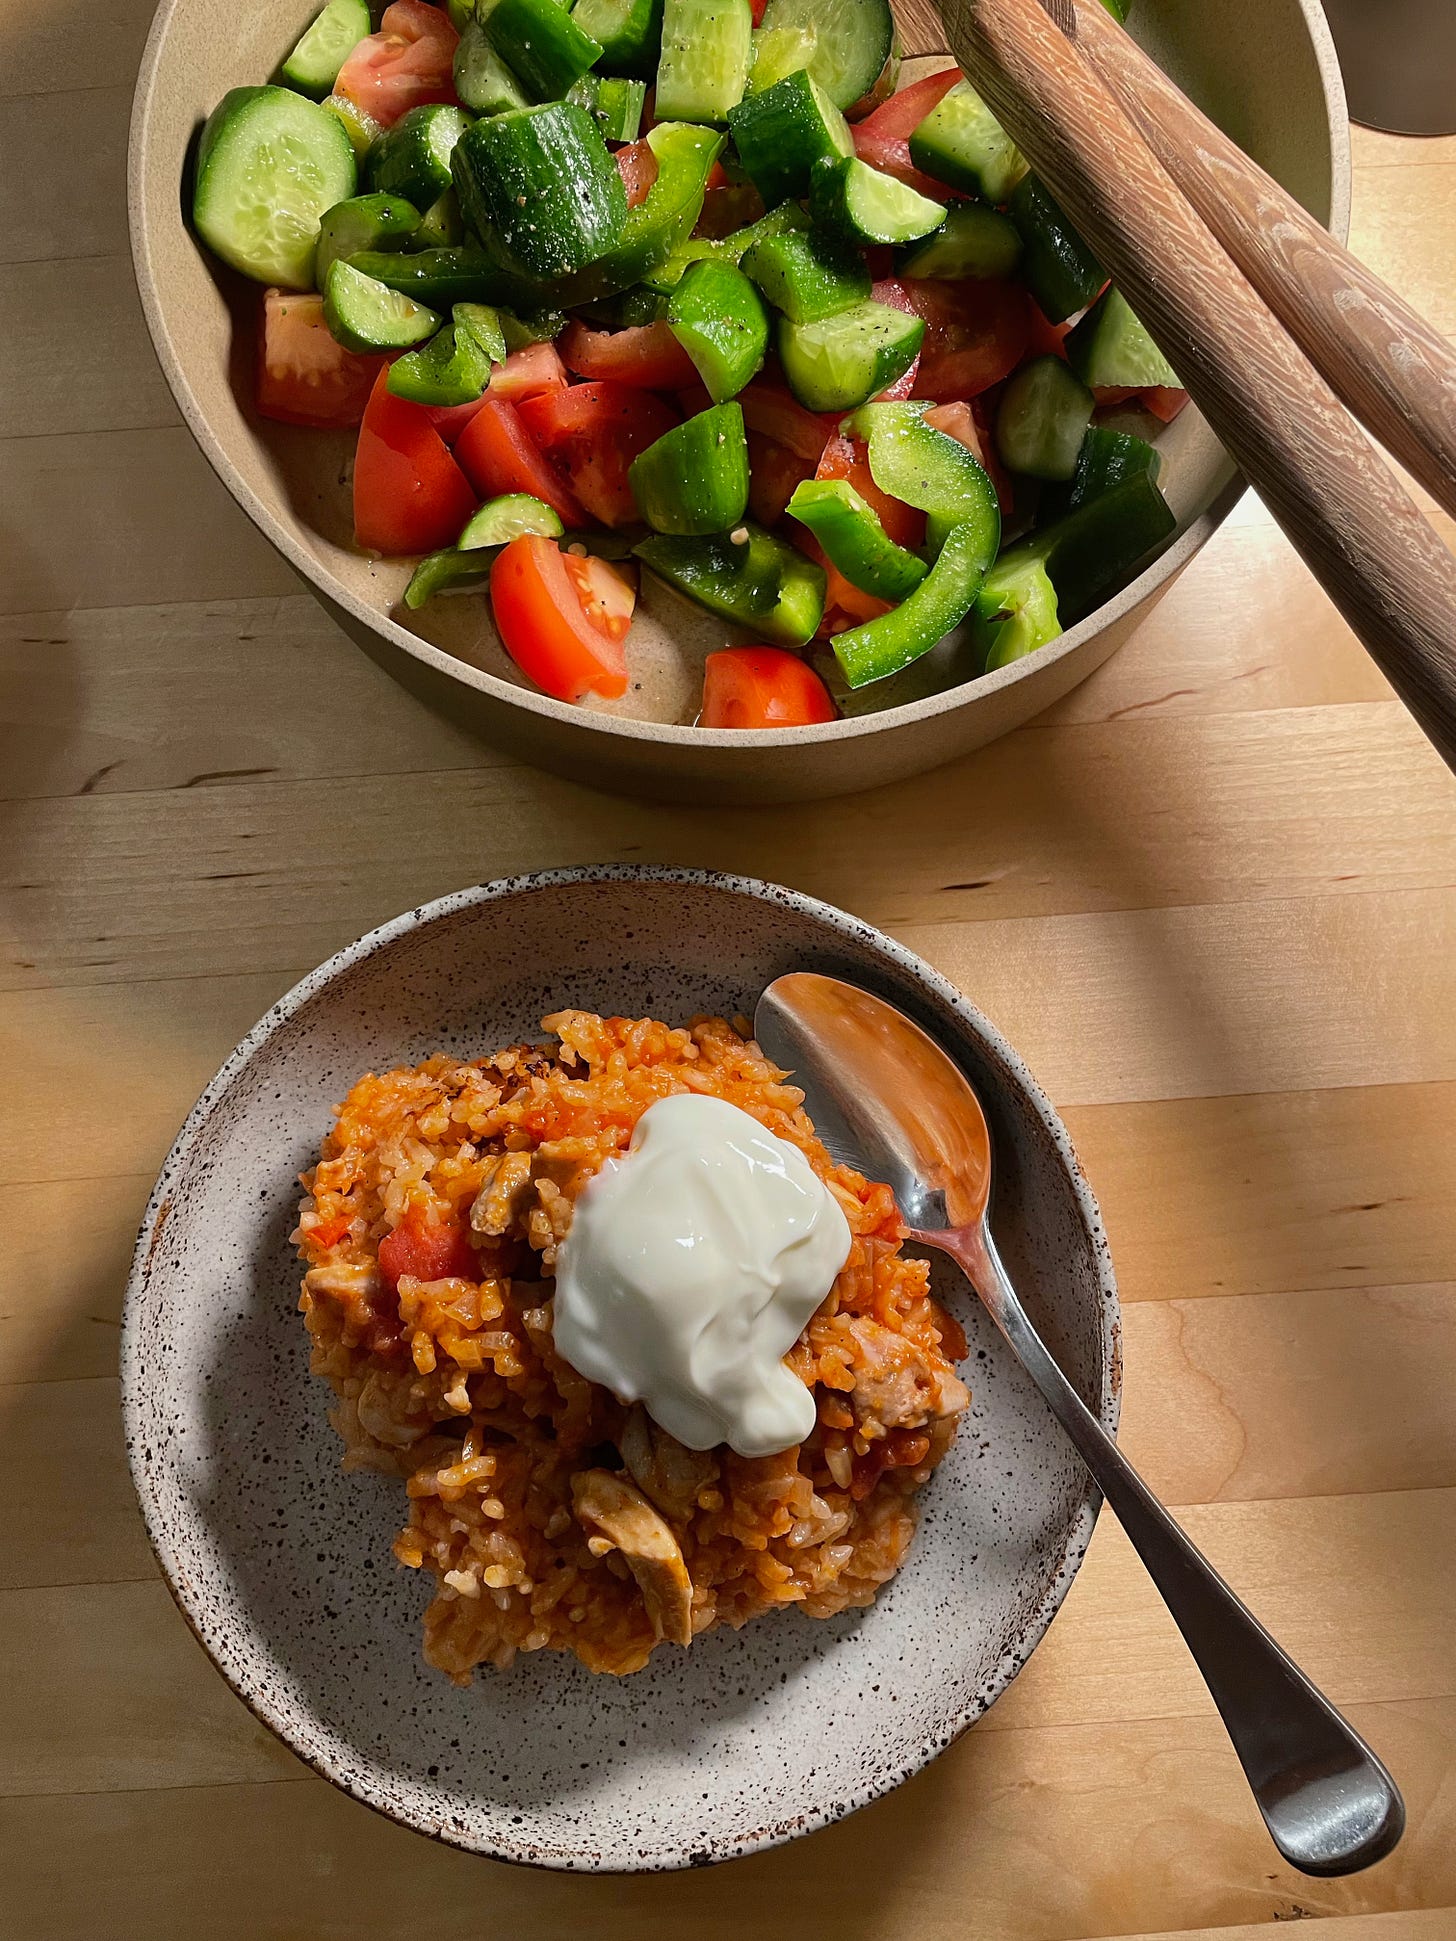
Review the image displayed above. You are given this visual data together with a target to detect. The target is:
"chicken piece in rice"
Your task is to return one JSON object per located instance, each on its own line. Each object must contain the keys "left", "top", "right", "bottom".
{"left": 293, "top": 1011, "right": 971, "bottom": 1678}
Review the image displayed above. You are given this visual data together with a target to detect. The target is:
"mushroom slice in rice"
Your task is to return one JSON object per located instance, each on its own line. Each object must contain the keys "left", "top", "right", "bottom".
{"left": 619, "top": 1404, "right": 718, "bottom": 1523}
{"left": 572, "top": 1468, "right": 694, "bottom": 1646}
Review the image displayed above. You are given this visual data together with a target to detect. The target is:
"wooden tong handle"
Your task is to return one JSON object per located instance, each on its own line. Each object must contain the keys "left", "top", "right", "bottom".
{"left": 1070, "top": 0, "right": 1456, "bottom": 521}
{"left": 938, "top": 0, "right": 1456, "bottom": 770}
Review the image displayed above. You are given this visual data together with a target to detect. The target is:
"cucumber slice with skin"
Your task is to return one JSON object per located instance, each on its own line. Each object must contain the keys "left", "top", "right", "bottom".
{"left": 809, "top": 154, "right": 944, "bottom": 247}
{"left": 324, "top": 258, "right": 440, "bottom": 350}
{"left": 446, "top": 0, "right": 475, "bottom": 30}
{"left": 314, "top": 192, "right": 420, "bottom": 293}
{"left": 996, "top": 355, "right": 1095, "bottom": 480}
{"left": 667, "top": 260, "right": 769, "bottom": 401}
{"left": 777, "top": 298, "right": 923, "bottom": 413}
{"left": 755, "top": 0, "right": 892, "bottom": 111}
{"left": 387, "top": 317, "right": 496, "bottom": 405}
{"left": 635, "top": 524, "right": 824, "bottom": 644}
{"left": 898, "top": 201, "right": 1021, "bottom": 280}
{"left": 194, "top": 86, "right": 357, "bottom": 289}
{"left": 461, "top": 493, "right": 564, "bottom": 549}
{"left": 453, "top": 20, "right": 529, "bottom": 115}
{"left": 656, "top": 0, "right": 752, "bottom": 124}
{"left": 347, "top": 246, "right": 538, "bottom": 311}
{"left": 908, "top": 80, "right": 1024, "bottom": 204}
{"left": 282, "top": 0, "right": 371, "bottom": 99}
{"left": 368, "top": 105, "right": 473, "bottom": 214}
{"left": 485, "top": 0, "right": 602, "bottom": 103}
{"left": 1068, "top": 286, "right": 1180, "bottom": 389}
{"left": 571, "top": 0, "right": 664, "bottom": 79}
{"left": 748, "top": 21, "right": 816, "bottom": 92}
{"left": 499, "top": 306, "right": 568, "bottom": 348}
{"left": 1007, "top": 174, "right": 1104, "bottom": 324}
{"left": 727, "top": 69, "right": 851, "bottom": 205}
{"left": 452, "top": 102, "right": 627, "bottom": 279}
{"left": 742, "top": 214, "right": 869, "bottom": 323}
{"left": 629, "top": 402, "right": 751, "bottom": 534}
{"left": 569, "top": 74, "right": 647, "bottom": 144}
{"left": 414, "top": 188, "right": 464, "bottom": 250}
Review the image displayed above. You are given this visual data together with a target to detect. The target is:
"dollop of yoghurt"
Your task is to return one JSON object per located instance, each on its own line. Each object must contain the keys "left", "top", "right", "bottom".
{"left": 552, "top": 1093, "right": 853, "bottom": 1459}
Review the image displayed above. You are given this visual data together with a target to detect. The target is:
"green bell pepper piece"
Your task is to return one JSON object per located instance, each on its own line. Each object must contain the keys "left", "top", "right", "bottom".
{"left": 453, "top": 301, "right": 508, "bottom": 365}
{"left": 849, "top": 400, "right": 1000, "bottom": 568}
{"left": 635, "top": 523, "right": 825, "bottom": 645}
{"left": 971, "top": 552, "right": 1061, "bottom": 670}
{"left": 831, "top": 518, "right": 986, "bottom": 688}
{"left": 667, "top": 260, "right": 769, "bottom": 401}
{"left": 555, "top": 121, "right": 724, "bottom": 305}
{"left": 629, "top": 402, "right": 750, "bottom": 534}
{"left": 386, "top": 316, "right": 495, "bottom": 405}
{"left": 786, "top": 478, "right": 927, "bottom": 602}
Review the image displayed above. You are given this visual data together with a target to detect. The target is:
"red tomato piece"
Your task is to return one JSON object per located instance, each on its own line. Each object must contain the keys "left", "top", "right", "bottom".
{"left": 746, "top": 430, "right": 815, "bottom": 525}
{"left": 455, "top": 398, "right": 587, "bottom": 526}
{"left": 701, "top": 648, "right": 836, "bottom": 728}
{"left": 1027, "top": 301, "right": 1073, "bottom": 361}
{"left": 1142, "top": 385, "right": 1190, "bottom": 423}
{"left": 490, "top": 535, "right": 631, "bottom": 701}
{"left": 749, "top": 0, "right": 767, "bottom": 24}
{"left": 737, "top": 381, "right": 835, "bottom": 466}
{"left": 485, "top": 341, "right": 569, "bottom": 402}
{"left": 377, "top": 1211, "right": 478, "bottom": 1292}
{"left": 559, "top": 319, "right": 700, "bottom": 390}
{"left": 901, "top": 277, "right": 1030, "bottom": 401}
{"left": 257, "top": 288, "right": 383, "bottom": 428}
{"left": 517, "top": 380, "right": 677, "bottom": 526}
{"left": 333, "top": 0, "right": 459, "bottom": 130}
{"left": 693, "top": 182, "right": 765, "bottom": 239}
{"left": 614, "top": 137, "right": 658, "bottom": 208}
{"left": 852, "top": 67, "right": 963, "bottom": 202}
{"left": 353, "top": 366, "right": 477, "bottom": 554}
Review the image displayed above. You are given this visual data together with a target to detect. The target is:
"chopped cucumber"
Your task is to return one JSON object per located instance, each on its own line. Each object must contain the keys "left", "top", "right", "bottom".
{"left": 485, "top": 0, "right": 602, "bottom": 102}
{"left": 1007, "top": 175, "right": 1104, "bottom": 324}
{"left": 1060, "top": 426, "right": 1161, "bottom": 516}
{"left": 454, "top": 20, "right": 529, "bottom": 115}
{"left": 777, "top": 298, "right": 923, "bottom": 413}
{"left": 656, "top": 0, "right": 752, "bottom": 123}
{"left": 499, "top": 305, "right": 569, "bottom": 348}
{"left": 748, "top": 21, "right": 816, "bottom": 93}
{"left": 194, "top": 86, "right": 357, "bottom": 289}
{"left": 786, "top": 478, "right": 927, "bottom": 602}
{"left": 972, "top": 553, "right": 1061, "bottom": 670}
{"left": 995, "top": 355, "right": 1095, "bottom": 479}
{"left": 388, "top": 317, "right": 496, "bottom": 405}
{"left": 281, "top": 0, "right": 370, "bottom": 100}
{"left": 667, "top": 260, "right": 768, "bottom": 400}
{"left": 323, "top": 258, "right": 441, "bottom": 350}
{"left": 323, "top": 92, "right": 381, "bottom": 159}
{"left": 571, "top": 0, "right": 664, "bottom": 79}
{"left": 898, "top": 202, "right": 1021, "bottom": 280}
{"left": 314, "top": 192, "right": 420, "bottom": 293}
{"left": 415, "top": 188, "right": 464, "bottom": 250}
{"left": 755, "top": 0, "right": 892, "bottom": 110}
{"left": 629, "top": 402, "right": 751, "bottom": 534}
{"left": 809, "top": 155, "right": 944, "bottom": 247}
{"left": 994, "top": 471, "right": 1175, "bottom": 624}
{"left": 347, "top": 246, "right": 535, "bottom": 310}
{"left": 369, "top": 104, "right": 473, "bottom": 214}
{"left": 569, "top": 73, "right": 647, "bottom": 143}
{"left": 636, "top": 524, "right": 825, "bottom": 644}
{"left": 452, "top": 102, "right": 627, "bottom": 278}
{"left": 455, "top": 301, "right": 509, "bottom": 363}
{"left": 460, "top": 493, "right": 564, "bottom": 549}
{"left": 727, "top": 69, "right": 851, "bottom": 206}
{"left": 742, "top": 212, "right": 868, "bottom": 324}
{"left": 553, "top": 119, "right": 723, "bottom": 304}
{"left": 1067, "top": 286, "right": 1180, "bottom": 389}
{"left": 908, "top": 80, "right": 1025, "bottom": 205}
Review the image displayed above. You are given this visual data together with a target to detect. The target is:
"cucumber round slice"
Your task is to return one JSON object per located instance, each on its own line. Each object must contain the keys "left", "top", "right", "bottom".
{"left": 369, "top": 104, "right": 473, "bottom": 214}
{"left": 898, "top": 202, "right": 1022, "bottom": 281}
{"left": 754, "top": 0, "right": 892, "bottom": 111}
{"left": 995, "top": 355, "right": 1095, "bottom": 481}
{"left": 810, "top": 154, "right": 944, "bottom": 247}
{"left": 281, "top": 0, "right": 371, "bottom": 99}
{"left": 777, "top": 299, "right": 923, "bottom": 413}
{"left": 194, "top": 86, "right": 357, "bottom": 289}
{"left": 323, "top": 258, "right": 441, "bottom": 351}
{"left": 314, "top": 192, "right": 421, "bottom": 294}
{"left": 459, "top": 494, "right": 565, "bottom": 549}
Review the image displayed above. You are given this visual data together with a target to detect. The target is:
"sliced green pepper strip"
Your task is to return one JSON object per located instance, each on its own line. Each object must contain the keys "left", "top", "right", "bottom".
{"left": 404, "top": 551, "right": 496, "bottom": 608}
{"left": 556, "top": 121, "right": 724, "bottom": 305}
{"left": 831, "top": 518, "right": 985, "bottom": 688}
{"left": 971, "top": 553, "right": 1061, "bottom": 670}
{"left": 786, "top": 478, "right": 927, "bottom": 602}
{"left": 849, "top": 400, "right": 1000, "bottom": 569}
{"left": 405, "top": 493, "right": 565, "bottom": 607}
{"left": 667, "top": 260, "right": 769, "bottom": 401}
{"left": 635, "top": 523, "right": 825, "bottom": 645}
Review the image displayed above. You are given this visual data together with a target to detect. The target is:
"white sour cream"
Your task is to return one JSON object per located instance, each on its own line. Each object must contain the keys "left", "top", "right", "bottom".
{"left": 552, "top": 1093, "right": 852, "bottom": 1459}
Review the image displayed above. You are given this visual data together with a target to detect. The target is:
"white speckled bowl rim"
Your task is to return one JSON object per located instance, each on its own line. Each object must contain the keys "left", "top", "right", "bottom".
{"left": 120, "top": 867, "right": 1120, "bottom": 1870}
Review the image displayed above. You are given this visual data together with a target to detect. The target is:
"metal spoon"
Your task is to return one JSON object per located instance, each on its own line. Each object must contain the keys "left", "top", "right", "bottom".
{"left": 754, "top": 972, "right": 1405, "bottom": 1877}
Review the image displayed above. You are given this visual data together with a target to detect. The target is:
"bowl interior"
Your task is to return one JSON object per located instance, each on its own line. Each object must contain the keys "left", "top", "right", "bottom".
{"left": 123, "top": 871, "right": 1118, "bottom": 1869}
{"left": 130, "top": 0, "right": 1345, "bottom": 761}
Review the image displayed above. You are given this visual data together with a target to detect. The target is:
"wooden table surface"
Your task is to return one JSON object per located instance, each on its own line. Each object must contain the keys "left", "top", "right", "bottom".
{"left": 4, "top": 0, "right": 1456, "bottom": 1930}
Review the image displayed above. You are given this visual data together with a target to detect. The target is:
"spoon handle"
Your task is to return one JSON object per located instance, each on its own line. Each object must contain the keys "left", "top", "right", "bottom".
{"left": 938, "top": 1222, "right": 1405, "bottom": 1876}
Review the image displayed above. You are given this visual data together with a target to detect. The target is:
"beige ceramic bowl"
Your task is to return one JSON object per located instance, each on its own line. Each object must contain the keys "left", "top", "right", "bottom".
{"left": 130, "top": 2, "right": 1348, "bottom": 803}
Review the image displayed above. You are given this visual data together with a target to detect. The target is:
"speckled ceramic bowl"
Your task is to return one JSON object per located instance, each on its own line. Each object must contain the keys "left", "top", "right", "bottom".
{"left": 128, "top": 2, "right": 1348, "bottom": 803}
{"left": 121, "top": 868, "right": 1119, "bottom": 1870}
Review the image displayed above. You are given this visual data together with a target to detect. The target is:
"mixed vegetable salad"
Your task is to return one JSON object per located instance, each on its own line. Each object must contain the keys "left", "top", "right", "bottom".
{"left": 191, "top": 0, "right": 1185, "bottom": 728}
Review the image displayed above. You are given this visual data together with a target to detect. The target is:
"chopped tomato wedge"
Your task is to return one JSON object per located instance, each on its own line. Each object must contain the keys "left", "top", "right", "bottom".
{"left": 564, "top": 548, "right": 636, "bottom": 638}
{"left": 924, "top": 399, "right": 1013, "bottom": 514}
{"left": 737, "top": 380, "right": 835, "bottom": 464}
{"left": 490, "top": 535, "right": 630, "bottom": 701}
{"left": 559, "top": 318, "right": 701, "bottom": 391}
{"left": 746, "top": 430, "right": 815, "bottom": 525}
{"left": 1142, "top": 385, "right": 1190, "bottom": 423}
{"left": 1027, "top": 302, "right": 1073, "bottom": 361}
{"left": 517, "top": 380, "right": 677, "bottom": 526}
{"left": 353, "top": 366, "right": 477, "bottom": 554}
{"left": 614, "top": 137, "right": 658, "bottom": 208}
{"left": 486, "top": 341, "right": 569, "bottom": 402}
{"left": 257, "top": 288, "right": 383, "bottom": 428}
{"left": 852, "top": 67, "right": 963, "bottom": 202}
{"left": 808, "top": 431, "right": 926, "bottom": 631}
{"left": 377, "top": 1211, "right": 479, "bottom": 1292}
{"left": 693, "top": 182, "right": 765, "bottom": 239}
{"left": 455, "top": 398, "right": 587, "bottom": 526}
{"left": 749, "top": 0, "right": 767, "bottom": 24}
{"left": 701, "top": 648, "right": 836, "bottom": 728}
{"left": 901, "top": 277, "right": 1030, "bottom": 401}
{"left": 333, "top": 0, "right": 458, "bottom": 130}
